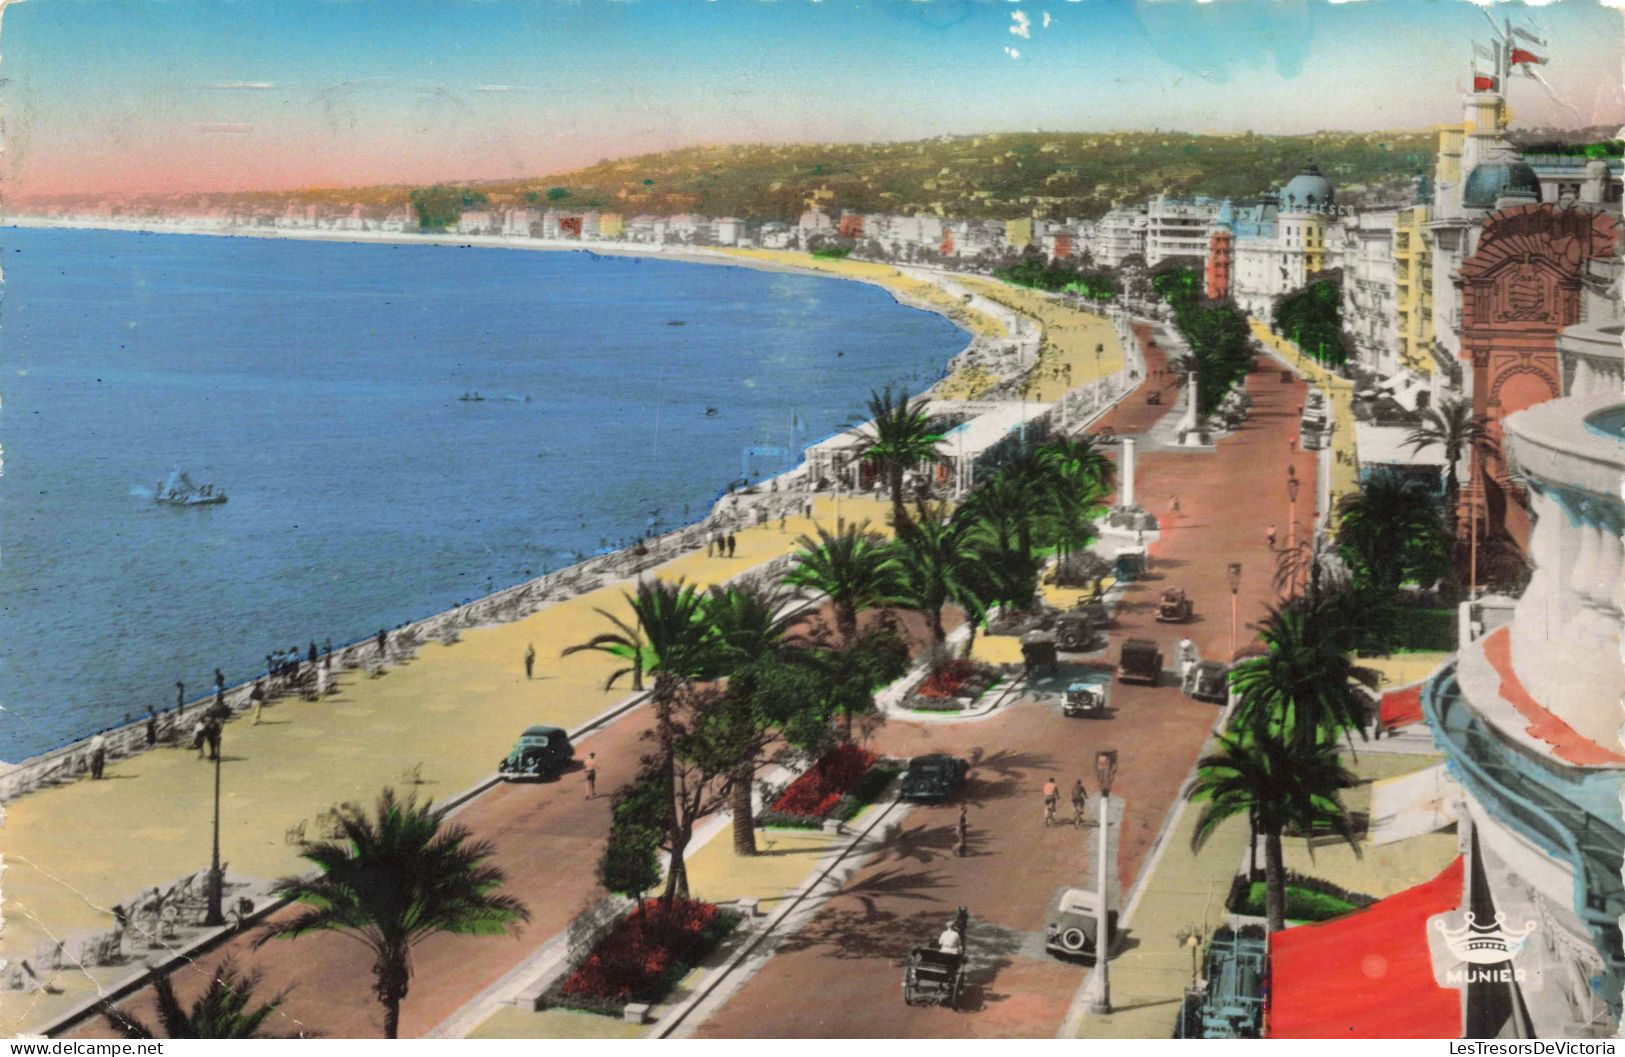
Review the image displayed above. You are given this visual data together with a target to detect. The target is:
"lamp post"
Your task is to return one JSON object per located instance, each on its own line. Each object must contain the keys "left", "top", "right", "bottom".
{"left": 1226, "top": 563, "right": 1242, "bottom": 661}
{"left": 1175, "top": 924, "right": 1207, "bottom": 988}
{"left": 1287, "top": 474, "right": 1301, "bottom": 555}
{"left": 204, "top": 722, "right": 225, "bottom": 927}
{"left": 1090, "top": 748, "right": 1119, "bottom": 1015}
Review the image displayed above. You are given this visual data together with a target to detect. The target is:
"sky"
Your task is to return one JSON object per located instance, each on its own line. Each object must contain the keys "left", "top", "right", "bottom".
{"left": 2, "top": 0, "right": 1621, "bottom": 199}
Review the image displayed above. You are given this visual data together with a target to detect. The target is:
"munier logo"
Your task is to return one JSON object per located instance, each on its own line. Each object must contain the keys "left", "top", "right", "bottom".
{"left": 1430, "top": 911, "right": 1538, "bottom": 985}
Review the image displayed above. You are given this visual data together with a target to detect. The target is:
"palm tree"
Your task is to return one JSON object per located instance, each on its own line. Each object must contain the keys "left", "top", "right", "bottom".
{"left": 256, "top": 790, "right": 529, "bottom": 1038}
{"left": 566, "top": 579, "right": 722, "bottom": 902}
{"left": 1035, "top": 436, "right": 1114, "bottom": 562}
{"left": 783, "top": 521, "right": 899, "bottom": 648}
{"left": 1402, "top": 395, "right": 1486, "bottom": 544}
{"left": 705, "top": 576, "right": 805, "bottom": 855}
{"left": 855, "top": 386, "right": 945, "bottom": 530}
{"left": 1335, "top": 472, "right": 1450, "bottom": 593}
{"left": 892, "top": 503, "right": 989, "bottom": 648}
{"left": 99, "top": 961, "right": 292, "bottom": 1039}
{"left": 1228, "top": 600, "right": 1381, "bottom": 752}
{"left": 1189, "top": 729, "right": 1361, "bottom": 933}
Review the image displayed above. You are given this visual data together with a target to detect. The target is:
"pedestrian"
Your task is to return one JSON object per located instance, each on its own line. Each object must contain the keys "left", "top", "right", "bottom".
{"left": 779, "top": 513, "right": 787, "bottom": 533}
{"left": 956, "top": 804, "right": 969, "bottom": 857}
{"left": 323, "top": 639, "right": 333, "bottom": 669}
{"left": 1170, "top": 494, "right": 1181, "bottom": 515}
{"left": 1043, "top": 777, "right": 1059, "bottom": 827}
{"left": 213, "top": 668, "right": 225, "bottom": 695}
{"left": 192, "top": 718, "right": 208, "bottom": 759}
{"left": 205, "top": 720, "right": 221, "bottom": 761}
{"left": 89, "top": 731, "right": 107, "bottom": 780}
{"left": 314, "top": 662, "right": 328, "bottom": 699}
{"left": 145, "top": 707, "right": 158, "bottom": 746}
{"left": 175, "top": 681, "right": 185, "bottom": 710}
{"left": 584, "top": 752, "right": 598, "bottom": 799}
{"left": 524, "top": 643, "right": 536, "bottom": 680}
{"left": 250, "top": 681, "right": 266, "bottom": 724}
{"left": 706, "top": 538, "right": 715, "bottom": 558}
{"left": 727, "top": 534, "right": 736, "bottom": 558}
{"left": 1266, "top": 523, "right": 1277, "bottom": 549}
{"left": 376, "top": 628, "right": 388, "bottom": 659}
{"left": 214, "top": 685, "right": 226, "bottom": 713}
{"left": 1071, "top": 779, "right": 1088, "bottom": 826}
{"left": 308, "top": 641, "right": 318, "bottom": 666}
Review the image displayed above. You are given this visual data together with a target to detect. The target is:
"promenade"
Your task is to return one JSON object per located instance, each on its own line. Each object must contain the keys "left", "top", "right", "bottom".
{"left": 15, "top": 264, "right": 1135, "bottom": 1039}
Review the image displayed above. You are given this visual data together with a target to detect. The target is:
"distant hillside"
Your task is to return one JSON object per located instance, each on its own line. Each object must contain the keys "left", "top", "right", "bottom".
{"left": 18, "top": 129, "right": 1465, "bottom": 221}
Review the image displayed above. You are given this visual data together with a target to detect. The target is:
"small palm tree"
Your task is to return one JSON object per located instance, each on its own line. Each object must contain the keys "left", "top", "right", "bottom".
{"left": 783, "top": 521, "right": 899, "bottom": 648}
{"left": 892, "top": 503, "right": 989, "bottom": 648}
{"left": 1035, "top": 436, "right": 1113, "bottom": 562}
{"left": 257, "top": 790, "right": 529, "bottom": 1038}
{"left": 1228, "top": 601, "right": 1381, "bottom": 751}
{"left": 1402, "top": 395, "right": 1486, "bottom": 543}
{"left": 1189, "top": 730, "right": 1360, "bottom": 933}
{"left": 855, "top": 386, "right": 946, "bottom": 531}
{"left": 1335, "top": 472, "right": 1450, "bottom": 593}
{"left": 560, "top": 603, "right": 647, "bottom": 691}
{"left": 99, "top": 960, "right": 292, "bottom": 1039}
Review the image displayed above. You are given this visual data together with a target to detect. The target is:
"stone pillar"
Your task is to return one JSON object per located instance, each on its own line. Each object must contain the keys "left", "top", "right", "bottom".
{"left": 1120, "top": 437, "right": 1136, "bottom": 509}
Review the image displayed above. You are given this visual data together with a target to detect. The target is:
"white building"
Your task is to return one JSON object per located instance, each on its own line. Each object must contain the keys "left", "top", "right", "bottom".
{"left": 1230, "top": 165, "right": 1345, "bottom": 321}
{"left": 1144, "top": 195, "right": 1222, "bottom": 267}
{"left": 1096, "top": 204, "right": 1148, "bottom": 266}
{"left": 1338, "top": 208, "right": 1400, "bottom": 375}
{"left": 714, "top": 217, "right": 746, "bottom": 246}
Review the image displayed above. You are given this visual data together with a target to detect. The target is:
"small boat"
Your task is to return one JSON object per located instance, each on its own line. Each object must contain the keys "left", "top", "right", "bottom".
{"left": 704, "top": 406, "right": 720, "bottom": 417}
{"left": 153, "top": 470, "right": 227, "bottom": 507}
{"left": 667, "top": 320, "right": 686, "bottom": 327}
{"left": 458, "top": 392, "right": 486, "bottom": 402}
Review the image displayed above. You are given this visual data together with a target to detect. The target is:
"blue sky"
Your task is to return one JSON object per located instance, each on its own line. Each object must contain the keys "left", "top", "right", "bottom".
{"left": 3, "top": 0, "right": 1620, "bottom": 197}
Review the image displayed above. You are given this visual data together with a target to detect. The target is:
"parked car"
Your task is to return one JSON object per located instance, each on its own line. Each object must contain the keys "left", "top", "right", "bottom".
{"left": 1022, "top": 632, "right": 1059, "bottom": 676}
{"left": 1117, "top": 638, "right": 1163, "bottom": 685}
{"left": 1062, "top": 681, "right": 1107, "bottom": 718}
{"left": 1113, "top": 547, "right": 1147, "bottom": 583}
{"left": 1054, "top": 611, "right": 1102, "bottom": 652}
{"left": 1189, "top": 660, "right": 1231, "bottom": 704}
{"left": 1156, "top": 588, "right": 1194, "bottom": 623}
{"left": 1045, "top": 887, "right": 1118, "bottom": 963}
{"left": 497, "top": 725, "right": 575, "bottom": 780}
{"left": 899, "top": 754, "right": 969, "bottom": 802}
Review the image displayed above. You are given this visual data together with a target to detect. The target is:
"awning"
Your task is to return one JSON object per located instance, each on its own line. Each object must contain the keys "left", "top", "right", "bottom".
{"left": 1380, "top": 683, "right": 1425, "bottom": 728}
{"left": 1267, "top": 857, "right": 1464, "bottom": 1039}
{"left": 1367, "top": 762, "right": 1459, "bottom": 846}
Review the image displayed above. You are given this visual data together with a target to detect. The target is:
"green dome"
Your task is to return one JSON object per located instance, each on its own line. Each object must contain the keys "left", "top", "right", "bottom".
{"left": 1463, "top": 157, "right": 1541, "bottom": 210}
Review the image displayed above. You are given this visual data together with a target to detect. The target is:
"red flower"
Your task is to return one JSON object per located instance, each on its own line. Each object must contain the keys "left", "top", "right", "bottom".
{"left": 769, "top": 744, "right": 877, "bottom": 818}
{"left": 560, "top": 899, "right": 722, "bottom": 1002}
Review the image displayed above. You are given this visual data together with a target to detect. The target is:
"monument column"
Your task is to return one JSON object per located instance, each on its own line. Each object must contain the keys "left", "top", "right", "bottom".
{"left": 1120, "top": 437, "right": 1136, "bottom": 509}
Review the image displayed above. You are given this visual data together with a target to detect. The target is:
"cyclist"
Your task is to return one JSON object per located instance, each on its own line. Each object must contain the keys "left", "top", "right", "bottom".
{"left": 1042, "top": 777, "right": 1060, "bottom": 827}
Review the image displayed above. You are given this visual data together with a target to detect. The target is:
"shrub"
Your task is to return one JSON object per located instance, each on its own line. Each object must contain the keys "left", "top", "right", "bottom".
{"left": 829, "top": 762, "right": 902, "bottom": 822}
{"left": 769, "top": 743, "right": 877, "bottom": 818}
{"left": 552, "top": 899, "right": 739, "bottom": 1014}
{"left": 916, "top": 659, "right": 990, "bottom": 699}
{"left": 1225, "top": 870, "right": 1375, "bottom": 922}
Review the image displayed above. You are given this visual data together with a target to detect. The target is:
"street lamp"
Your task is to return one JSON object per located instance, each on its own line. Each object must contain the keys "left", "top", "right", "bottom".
{"left": 1226, "top": 563, "right": 1242, "bottom": 661}
{"left": 1286, "top": 474, "right": 1301, "bottom": 554}
{"left": 1090, "top": 748, "right": 1119, "bottom": 1015}
{"left": 1175, "top": 924, "right": 1207, "bottom": 988}
{"left": 204, "top": 720, "right": 225, "bottom": 927}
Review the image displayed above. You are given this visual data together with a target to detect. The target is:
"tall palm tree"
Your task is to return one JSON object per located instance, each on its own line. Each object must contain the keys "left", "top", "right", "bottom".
{"left": 783, "top": 521, "right": 899, "bottom": 648}
{"left": 1228, "top": 601, "right": 1381, "bottom": 752}
{"left": 566, "top": 579, "right": 722, "bottom": 902}
{"left": 855, "top": 386, "right": 946, "bottom": 531}
{"left": 705, "top": 576, "right": 806, "bottom": 855}
{"left": 1035, "top": 436, "right": 1114, "bottom": 562}
{"left": 1335, "top": 472, "right": 1450, "bottom": 593}
{"left": 962, "top": 466, "right": 1038, "bottom": 566}
{"left": 99, "top": 961, "right": 292, "bottom": 1040}
{"left": 892, "top": 503, "right": 989, "bottom": 648}
{"left": 1402, "top": 395, "right": 1486, "bottom": 544}
{"left": 256, "top": 790, "right": 529, "bottom": 1038}
{"left": 1189, "top": 729, "right": 1361, "bottom": 933}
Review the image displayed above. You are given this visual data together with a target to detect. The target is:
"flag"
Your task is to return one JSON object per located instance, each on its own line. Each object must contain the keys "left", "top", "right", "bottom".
{"left": 1509, "top": 48, "right": 1546, "bottom": 67}
{"left": 1474, "top": 74, "right": 1499, "bottom": 92}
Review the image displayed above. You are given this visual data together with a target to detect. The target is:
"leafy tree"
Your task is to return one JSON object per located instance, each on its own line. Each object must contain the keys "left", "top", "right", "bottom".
{"left": 783, "top": 522, "right": 899, "bottom": 648}
{"left": 256, "top": 790, "right": 529, "bottom": 1038}
{"left": 1228, "top": 601, "right": 1381, "bottom": 751}
{"left": 546, "top": 186, "right": 571, "bottom": 201}
{"left": 1034, "top": 436, "right": 1114, "bottom": 561}
{"left": 892, "top": 503, "right": 990, "bottom": 648}
{"left": 1402, "top": 395, "right": 1487, "bottom": 546}
{"left": 598, "top": 770, "right": 665, "bottom": 900}
{"left": 1189, "top": 730, "right": 1360, "bottom": 933}
{"left": 99, "top": 961, "right": 293, "bottom": 1040}
{"left": 854, "top": 387, "right": 946, "bottom": 531}
{"left": 1273, "top": 278, "right": 1348, "bottom": 366}
{"left": 407, "top": 185, "right": 489, "bottom": 231}
{"left": 1335, "top": 472, "right": 1451, "bottom": 592}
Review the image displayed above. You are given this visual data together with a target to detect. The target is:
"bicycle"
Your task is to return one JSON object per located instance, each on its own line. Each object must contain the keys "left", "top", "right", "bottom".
{"left": 1043, "top": 796, "right": 1059, "bottom": 828}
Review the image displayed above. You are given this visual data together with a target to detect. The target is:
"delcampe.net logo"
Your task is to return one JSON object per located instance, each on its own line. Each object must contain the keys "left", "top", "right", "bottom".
{"left": 1432, "top": 910, "right": 1538, "bottom": 985}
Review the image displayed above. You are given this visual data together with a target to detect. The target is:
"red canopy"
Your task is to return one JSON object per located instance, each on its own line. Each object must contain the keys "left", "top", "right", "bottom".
{"left": 1379, "top": 683, "right": 1425, "bottom": 729}
{"left": 1267, "top": 857, "right": 1463, "bottom": 1039}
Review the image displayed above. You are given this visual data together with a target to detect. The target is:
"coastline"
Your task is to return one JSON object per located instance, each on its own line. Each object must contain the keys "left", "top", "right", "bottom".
{"left": 0, "top": 220, "right": 1034, "bottom": 776}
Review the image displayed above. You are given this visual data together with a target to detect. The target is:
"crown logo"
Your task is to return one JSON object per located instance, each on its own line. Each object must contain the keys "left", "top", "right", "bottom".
{"left": 1433, "top": 912, "right": 1536, "bottom": 965}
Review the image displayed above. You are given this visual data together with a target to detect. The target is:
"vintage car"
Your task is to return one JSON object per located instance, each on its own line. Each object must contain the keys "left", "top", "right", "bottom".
{"left": 1117, "top": 638, "right": 1163, "bottom": 685}
{"left": 1156, "top": 588, "right": 1194, "bottom": 623}
{"left": 1021, "top": 632, "right": 1059, "bottom": 676}
{"left": 1073, "top": 597, "right": 1112, "bottom": 629}
{"left": 1053, "top": 611, "right": 1102, "bottom": 652}
{"left": 1112, "top": 547, "right": 1147, "bottom": 583}
{"left": 1045, "top": 887, "right": 1118, "bottom": 962}
{"left": 497, "top": 725, "right": 575, "bottom": 780}
{"left": 1189, "top": 660, "right": 1231, "bottom": 704}
{"left": 899, "top": 754, "right": 969, "bottom": 803}
{"left": 1062, "top": 681, "right": 1107, "bottom": 718}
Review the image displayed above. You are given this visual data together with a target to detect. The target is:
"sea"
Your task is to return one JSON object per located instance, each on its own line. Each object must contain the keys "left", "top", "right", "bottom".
{"left": 0, "top": 227, "right": 966, "bottom": 760}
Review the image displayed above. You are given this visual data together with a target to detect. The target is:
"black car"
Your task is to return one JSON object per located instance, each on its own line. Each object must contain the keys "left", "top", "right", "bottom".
{"left": 1189, "top": 661, "right": 1231, "bottom": 704}
{"left": 898, "top": 754, "right": 969, "bottom": 802}
{"left": 497, "top": 725, "right": 575, "bottom": 780}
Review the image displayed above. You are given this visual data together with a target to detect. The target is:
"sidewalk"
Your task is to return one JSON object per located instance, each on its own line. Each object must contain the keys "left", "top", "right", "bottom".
{"left": 1250, "top": 322, "right": 1359, "bottom": 523}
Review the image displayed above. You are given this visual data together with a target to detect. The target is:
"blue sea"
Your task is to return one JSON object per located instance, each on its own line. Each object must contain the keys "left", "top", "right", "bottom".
{"left": 0, "top": 228, "right": 965, "bottom": 760}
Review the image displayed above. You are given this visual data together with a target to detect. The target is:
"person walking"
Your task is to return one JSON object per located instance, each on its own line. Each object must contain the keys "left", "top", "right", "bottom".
{"left": 1071, "top": 779, "right": 1089, "bottom": 827}
{"left": 89, "top": 732, "right": 107, "bottom": 780}
{"left": 1266, "top": 523, "right": 1277, "bottom": 549}
{"left": 1170, "top": 494, "right": 1181, "bottom": 516}
{"left": 308, "top": 641, "right": 318, "bottom": 666}
{"left": 145, "top": 707, "right": 158, "bottom": 747}
{"left": 524, "top": 643, "right": 536, "bottom": 679}
{"left": 175, "top": 681, "right": 186, "bottom": 710}
{"left": 250, "top": 681, "right": 266, "bottom": 724}
{"left": 205, "top": 720, "right": 221, "bottom": 762}
{"left": 584, "top": 752, "right": 598, "bottom": 799}
{"left": 376, "top": 628, "right": 388, "bottom": 660}
{"left": 192, "top": 717, "right": 208, "bottom": 759}
{"left": 323, "top": 639, "right": 333, "bottom": 669}
{"left": 1042, "top": 777, "right": 1060, "bottom": 827}
{"left": 213, "top": 668, "right": 226, "bottom": 695}
{"left": 726, "top": 534, "right": 736, "bottom": 558}
{"left": 779, "top": 512, "right": 787, "bottom": 533}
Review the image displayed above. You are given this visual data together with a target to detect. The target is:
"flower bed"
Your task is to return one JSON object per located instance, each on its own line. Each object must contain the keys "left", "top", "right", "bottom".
{"left": 758, "top": 745, "right": 897, "bottom": 828}
{"left": 545, "top": 899, "right": 740, "bottom": 1016}
{"left": 907, "top": 660, "right": 1001, "bottom": 711}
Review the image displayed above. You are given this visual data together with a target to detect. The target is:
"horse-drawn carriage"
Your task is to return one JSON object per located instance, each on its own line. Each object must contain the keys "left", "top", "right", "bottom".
{"left": 903, "top": 907, "right": 969, "bottom": 1009}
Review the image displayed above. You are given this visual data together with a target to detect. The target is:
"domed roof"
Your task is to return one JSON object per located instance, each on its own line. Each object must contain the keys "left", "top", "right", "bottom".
{"left": 1280, "top": 165, "right": 1335, "bottom": 213}
{"left": 1463, "top": 153, "right": 1541, "bottom": 210}
{"left": 1214, "top": 199, "right": 1235, "bottom": 228}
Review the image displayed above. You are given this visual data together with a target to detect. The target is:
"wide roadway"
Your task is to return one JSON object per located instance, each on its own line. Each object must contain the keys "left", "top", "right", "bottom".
{"left": 693, "top": 329, "right": 1315, "bottom": 1038}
